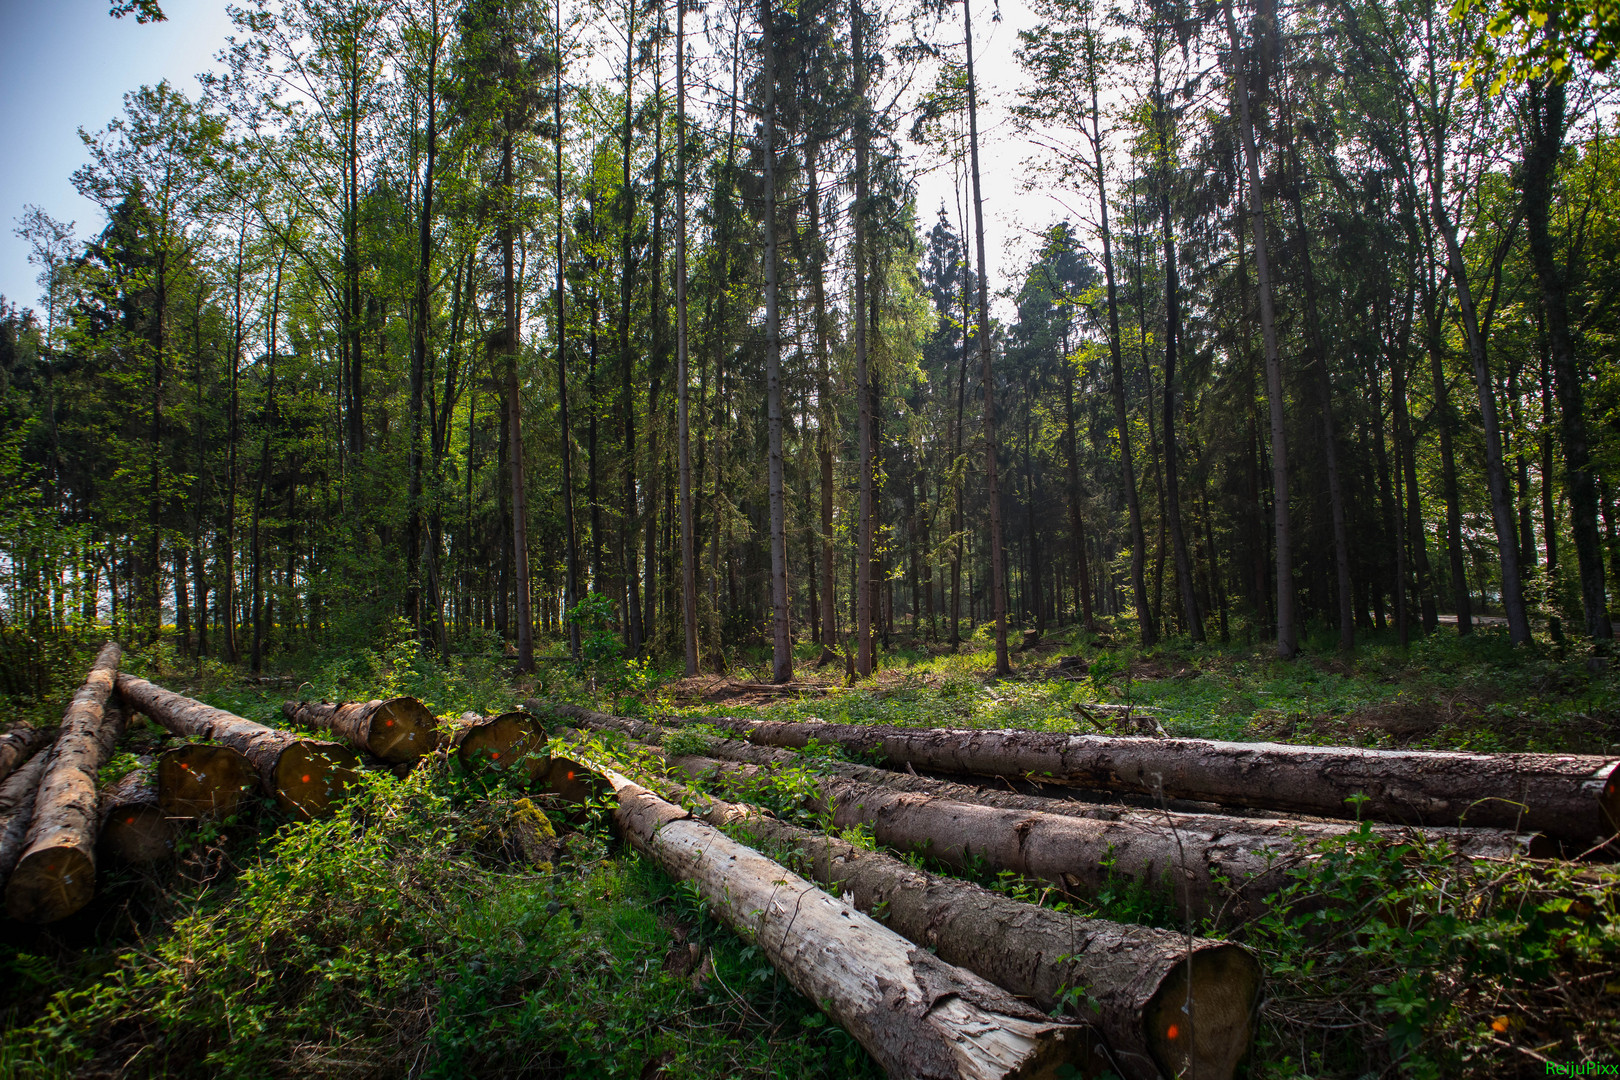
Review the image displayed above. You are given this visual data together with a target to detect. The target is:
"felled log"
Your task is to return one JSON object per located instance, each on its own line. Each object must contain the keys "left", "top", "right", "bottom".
{"left": 644, "top": 772, "right": 1259, "bottom": 1080}
{"left": 629, "top": 741, "right": 1290, "bottom": 921}
{"left": 450, "top": 711, "right": 548, "bottom": 783}
{"left": 157, "top": 743, "right": 257, "bottom": 818}
{"left": 0, "top": 745, "right": 52, "bottom": 886}
{"left": 117, "top": 675, "right": 359, "bottom": 818}
{"left": 549, "top": 707, "right": 1544, "bottom": 860}
{"left": 100, "top": 763, "right": 175, "bottom": 864}
{"left": 281, "top": 697, "right": 441, "bottom": 763}
{"left": 0, "top": 722, "right": 51, "bottom": 785}
{"left": 605, "top": 767, "right": 1110, "bottom": 1080}
{"left": 6, "top": 642, "right": 124, "bottom": 923}
{"left": 666, "top": 713, "right": 1620, "bottom": 845}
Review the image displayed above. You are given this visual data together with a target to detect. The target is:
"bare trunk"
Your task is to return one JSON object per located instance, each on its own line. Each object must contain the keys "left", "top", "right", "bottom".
{"left": 761, "top": 0, "right": 792, "bottom": 684}
{"left": 675, "top": 0, "right": 698, "bottom": 675}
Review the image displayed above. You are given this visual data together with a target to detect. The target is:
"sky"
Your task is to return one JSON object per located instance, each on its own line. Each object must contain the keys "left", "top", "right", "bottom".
{"left": 0, "top": 0, "right": 1069, "bottom": 318}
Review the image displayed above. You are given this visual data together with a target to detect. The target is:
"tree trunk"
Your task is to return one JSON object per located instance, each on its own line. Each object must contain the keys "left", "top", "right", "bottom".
{"left": 964, "top": 0, "right": 1010, "bottom": 676}
{"left": 760, "top": 0, "right": 792, "bottom": 685}
{"left": 1223, "top": 0, "right": 1295, "bottom": 658}
{"left": 504, "top": 125, "right": 535, "bottom": 673}
{"left": 674, "top": 0, "right": 698, "bottom": 675}
{"left": 117, "top": 675, "right": 358, "bottom": 819}
{"left": 6, "top": 642, "right": 123, "bottom": 923}
{"left": 0, "top": 723, "right": 51, "bottom": 786}
{"left": 852, "top": 0, "right": 875, "bottom": 676}
{"left": 406, "top": 0, "right": 441, "bottom": 641}
{"left": 1523, "top": 78, "right": 1611, "bottom": 643}
{"left": 685, "top": 713, "right": 1620, "bottom": 844}
{"left": 282, "top": 698, "right": 441, "bottom": 763}
{"left": 156, "top": 743, "right": 256, "bottom": 818}
{"left": 604, "top": 769, "right": 1104, "bottom": 1080}
{"left": 649, "top": 775, "right": 1259, "bottom": 1080}
{"left": 554, "top": 10, "right": 580, "bottom": 661}
{"left": 0, "top": 749, "right": 52, "bottom": 888}
{"left": 99, "top": 763, "right": 175, "bottom": 865}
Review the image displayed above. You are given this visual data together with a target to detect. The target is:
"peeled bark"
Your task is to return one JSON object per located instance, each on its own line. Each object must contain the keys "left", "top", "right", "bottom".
{"left": 100, "top": 764, "right": 174, "bottom": 865}
{"left": 648, "top": 775, "right": 1258, "bottom": 1080}
{"left": 0, "top": 748, "right": 52, "bottom": 887}
{"left": 678, "top": 715, "right": 1620, "bottom": 845}
{"left": 541, "top": 706, "right": 1542, "bottom": 860}
{"left": 0, "top": 723, "right": 51, "bottom": 786}
{"left": 157, "top": 743, "right": 257, "bottom": 818}
{"left": 117, "top": 675, "right": 358, "bottom": 819}
{"left": 605, "top": 768, "right": 1107, "bottom": 1079}
{"left": 282, "top": 698, "right": 441, "bottom": 763}
{"left": 450, "top": 711, "right": 548, "bottom": 784}
{"left": 6, "top": 642, "right": 123, "bottom": 923}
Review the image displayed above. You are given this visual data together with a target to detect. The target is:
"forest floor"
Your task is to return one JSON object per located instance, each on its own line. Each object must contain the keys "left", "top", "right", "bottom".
{"left": 1, "top": 621, "right": 1618, "bottom": 1079}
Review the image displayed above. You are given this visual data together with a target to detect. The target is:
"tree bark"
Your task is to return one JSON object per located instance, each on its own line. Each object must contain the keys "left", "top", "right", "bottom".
{"left": 118, "top": 675, "right": 358, "bottom": 819}
{"left": 852, "top": 0, "right": 875, "bottom": 677}
{"left": 100, "top": 763, "right": 174, "bottom": 865}
{"left": 282, "top": 698, "right": 441, "bottom": 763}
{"left": 603, "top": 769, "right": 1105, "bottom": 1080}
{"left": 0, "top": 723, "right": 51, "bottom": 786}
{"left": 156, "top": 743, "right": 257, "bottom": 818}
{"left": 760, "top": 0, "right": 793, "bottom": 685}
{"left": 965, "top": 0, "right": 1011, "bottom": 676}
{"left": 680, "top": 714, "right": 1620, "bottom": 844}
{"left": 0, "top": 744, "right": 53, "bottom": 889}
{"left": 675, "top": 0, "right": 698, "bottom": 675}
{"left": 643, "top": 774, "right": 1259, "bottom": 1080}
{"left": 6, "top": 642, "right": 123, "bottom": 923}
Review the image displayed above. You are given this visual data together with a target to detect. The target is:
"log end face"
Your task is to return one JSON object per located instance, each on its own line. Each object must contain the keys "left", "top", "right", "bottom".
{"left": 1001, "top": 1023, "right": 1115, "bottom": 1080}
{"left": 1144, "top": 943, "right": 1262, "bottom": 1080}
{"left": 6, "top": 843, "right": 95, "bottom": 923}
{"left": 543, "top": 756, "right": 610, "bottom": 809}
{"left": 103, "top": 806, "right": 176, "bottom": 864}
{"left": 158, "top": 745, "right": 258, "bottom": 818}
{"left": 455, "top": 713, "right": 546, "bottom": 782}
{"left": 366, "top": 698, "right": 442, "bottom": 763}
{"left": 272, "top": 742, "right": 361, "bottom": 819}
{"left": 1601, "top": 762, "right": 1620, "bottom": 839}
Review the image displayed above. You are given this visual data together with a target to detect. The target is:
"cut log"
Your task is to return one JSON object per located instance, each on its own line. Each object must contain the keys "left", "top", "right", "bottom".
{"left": 648, "top": 712, "right": 1620, "bottom": 845}
{"left": 156, "top": 743, "right": 257, "bottom": 818}
{"left": 623, "top": 741, "right": 1293, "bottom": 921}
{"left": 281, "top": 697, "right": 441, "bottom": 763}
{"left": 548, "top": 707, "right": 1544, "bottom": 861}
{"left": 117, "top": 675, "right": 359, "bottom": 819}
{"left": 6, "top": 642, "right": 123, "bottom": 923}
{"left": 604, "top": 767, "right": 1110, "bottom": 1080}
{"left": 641, "top": 771, "right": 1259, "bottom": 1080}
{"left": 0, "top": 745, "right": 52, "bottom": 887}
{"left": 0, "top": 722, "right": 51, "bottom": 785}
{"left": 100, "top": 764, "right": 175, "bottom": 864}
{"left": 450, "top": 711, "right": 548, "bottom": 783}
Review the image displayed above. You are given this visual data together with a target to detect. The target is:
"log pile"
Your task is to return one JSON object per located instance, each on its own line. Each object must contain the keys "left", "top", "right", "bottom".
{"left": 119, "top": 675, "right": 359, "bottom": 818}
{"left": 100, "top": 759, "right": 175, "bottom": 865}
{"left": 281, "top": 698, "right": 441, "bottom": 763}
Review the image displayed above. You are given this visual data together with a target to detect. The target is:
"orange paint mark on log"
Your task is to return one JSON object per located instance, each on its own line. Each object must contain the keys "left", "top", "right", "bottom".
{"left": 567, "top": 771, "right": 576, "bottom": 780}
{"left": 1166, "top": 1024, "right": 1179, "bottom": 1041}
{"left": 125, "top": 817, "right": 135, "bottom": 825}
{"left": 385, "top": 719, "right": 394, "bottom": 727}
{"left": 302, "top": 775, "right": 311, "bottom": 783}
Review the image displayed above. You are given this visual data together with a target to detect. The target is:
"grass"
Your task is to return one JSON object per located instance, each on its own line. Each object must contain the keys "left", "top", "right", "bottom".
{"left": 0, "top": 620, "right": 1617, "bottom": 1078}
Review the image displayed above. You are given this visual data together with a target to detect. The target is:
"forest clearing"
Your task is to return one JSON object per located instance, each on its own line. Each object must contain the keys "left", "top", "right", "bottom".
{"left": 3, "top": 0, "right": 1620, "bottom": 1074}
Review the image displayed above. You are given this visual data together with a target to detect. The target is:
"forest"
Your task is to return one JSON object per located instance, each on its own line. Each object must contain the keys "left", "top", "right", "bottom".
{"left": 0, "top": 0, "right": 1617, "bottom": 1076}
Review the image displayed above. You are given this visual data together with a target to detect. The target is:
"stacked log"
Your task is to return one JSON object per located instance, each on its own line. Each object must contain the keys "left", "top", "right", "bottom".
{"left": 99, "top": 762, "right": 174, "bottom": 864}
{"left": 542, "top": 705, "right": 1544, "bottom": 860}
{"left": 281, "top": 698, "right": 441, "bottom": 763}
{"left": 6, "top": 642, "right": 124, "bottom": 923}
{"left": 450, "top": 711, "right": 548, "bottom": 784}
{"left": 653, "top": 713, "right": 1620, "bottom": 845}
{"left": 605, "top": 767, "right": 1111, "bottom": 1080}
{"left": 0, "top": 722, "right": 51, "bottom": 785}
{"left": 156, "top": 744, "right": 257, "bottom": 818}
{"left": 0, "top": 745, "right": 52, "bottom": 886}
{"left": 118, "top": 675, "right": 359, "bottom": 818}
{"left": 633, "top": 768, "right": 1261, "bottom": 1080}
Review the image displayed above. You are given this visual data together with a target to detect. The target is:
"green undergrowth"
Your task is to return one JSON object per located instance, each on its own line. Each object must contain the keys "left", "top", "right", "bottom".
{"left": 0, "top": 765, "right": 882, "bottom": 1080}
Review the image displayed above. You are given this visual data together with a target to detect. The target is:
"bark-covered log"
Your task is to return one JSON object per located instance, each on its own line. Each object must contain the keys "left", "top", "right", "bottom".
{"left": 281, "top": 697, "right": 441, "bottom": 763}
{"left": 647, "top": 712, "right": 1619, "bottom": 845}
{"left": 628, "top": 742, "right": 1292, "bottom": 921}
{"left": 0, "top": 745, "right": 52, "bottom": 887}
{"left": 157, "top": 743, "right": 257, "bottom": 818}
{"left": 604, "top": 767, "right": 1110, "bottom": 1080}
{"left": 6, "top": 642, "right": 124, "bottom": 923}
{"left": 639, "top": 770, "right": 1258, "bottom": 1080}
{"left": 117, "top": 675, "right": 358, "bottom": 819}
{"left": 546, "top": 706, "right": 1544, "bottom": 860}
{"left": 100, "top": 764, "right": 175, "bottom": 864}
{"left": 0, "top": 723, "right": 51, "bottom": 786}
{"left": 450, "top": 712, "right": 548, "bottom": 784}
